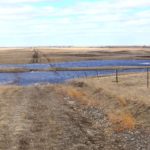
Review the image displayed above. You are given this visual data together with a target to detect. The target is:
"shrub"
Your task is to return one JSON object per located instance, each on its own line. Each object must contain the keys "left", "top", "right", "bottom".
{"left": 61, "top": 86, "right": 99, "bottom": 106}
{"left": 108, "top": 112, "right": 136, "bottom": 132}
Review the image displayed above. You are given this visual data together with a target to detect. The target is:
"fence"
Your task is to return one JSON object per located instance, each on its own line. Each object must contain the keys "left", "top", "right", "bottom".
{"left": 0, "top": 66, "right": 150, "bottom": 87}
{"left": 49, "top": 66, "right": 150, "bottom": 88}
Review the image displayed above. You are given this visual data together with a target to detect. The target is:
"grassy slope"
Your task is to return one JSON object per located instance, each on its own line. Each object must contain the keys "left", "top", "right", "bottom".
{"left": 69, "top": 73, "right": 150, "bottom": 128}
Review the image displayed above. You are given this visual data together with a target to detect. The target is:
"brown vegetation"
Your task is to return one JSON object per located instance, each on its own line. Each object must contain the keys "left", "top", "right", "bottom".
{"left": 0, "top": 73, "right": 149, "bottom": 149}
{"left": 68, "top": 73, "right": 150, "bottom": 130}
{"left": 0, "top": 47, "right": 150, "bottom": 64}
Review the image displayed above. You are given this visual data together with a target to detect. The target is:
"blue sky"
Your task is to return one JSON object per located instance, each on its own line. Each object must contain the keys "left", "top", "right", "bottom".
{"left": 0, "top": 0, "right": 149, "bottom": 46}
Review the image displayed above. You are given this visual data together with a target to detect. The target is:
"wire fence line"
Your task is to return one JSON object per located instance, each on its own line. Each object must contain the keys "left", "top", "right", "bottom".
{"left": 0, "top": 66, "right": 150, "bottom": 87}
{"left": 0, "top": 66, "right": 150, "bottom": 72}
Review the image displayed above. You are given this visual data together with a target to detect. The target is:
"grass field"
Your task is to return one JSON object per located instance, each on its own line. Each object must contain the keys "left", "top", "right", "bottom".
{"left": 0, "top": 46, "right": 150, "bottom": 64}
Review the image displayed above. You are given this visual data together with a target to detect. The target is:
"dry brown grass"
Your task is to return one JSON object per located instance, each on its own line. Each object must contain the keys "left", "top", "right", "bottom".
{"left": 0, "top": 74, "right": 150, "bottom": 150}
{"left": 59, "top": 85, "right": 100, "bottom": 106}
{"left": 117, "top": 96, "right": 128, "bottom": 107}
{"left": 68, "top": 72, "right": 150, "bottom": 131}
{"left": 0, "top": 47, "right": 150, "bottom": 64}
{"left": 0, "top": 77, "right": 149, "bottom": 149}
{"left": 108, "top": 112, "right": 136, "bottom": 132}
{"left": 0, "top": 84, "right": 65, "bottom": 150}
{"left": 76, "top": 73, "right": 150, "bottom": 105}
{"left": 58, "top": 84, "right": 138, "bottom": 131}
{"left": 56, "top": 83, "right": 138, "bottom": 131}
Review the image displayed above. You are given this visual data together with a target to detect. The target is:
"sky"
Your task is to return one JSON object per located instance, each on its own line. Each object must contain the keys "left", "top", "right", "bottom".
{"left": 0, "top": 0, "right": 149, "bottom": 46}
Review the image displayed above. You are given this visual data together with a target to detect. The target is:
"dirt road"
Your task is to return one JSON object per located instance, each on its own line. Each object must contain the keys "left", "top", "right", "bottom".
{"left": 0, "top": 85, "right": 104, "bottom": 150}
{"left": 0, "top": 84, "right": 149, "bottom": 150}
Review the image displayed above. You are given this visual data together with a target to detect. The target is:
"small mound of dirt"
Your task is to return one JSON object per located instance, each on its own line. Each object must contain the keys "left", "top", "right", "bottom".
{"left": 71, "top": 81, "right": 88, "bottom": 88}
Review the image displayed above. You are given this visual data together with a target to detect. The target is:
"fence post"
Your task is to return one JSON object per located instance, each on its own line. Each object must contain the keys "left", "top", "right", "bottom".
{"left": 116, "top": 69, "right": 119, "bottom": 83}
{"left": 84, "top": 72, "right": 87, "bottom": 78}
{"left": 147, "top": 68, "right": 149, "bottom": 88}
{"left": 96, "top": 70, "right": 99, "bottom": 78}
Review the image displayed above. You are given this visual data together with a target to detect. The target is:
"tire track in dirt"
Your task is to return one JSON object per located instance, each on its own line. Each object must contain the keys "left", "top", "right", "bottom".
{"left": 0, "top": 87, "right": 32, "bottom": 150}
{"left": 0, "top": 85, "right": 111, "bottom": 150}
{"left": 9, "top": 95, "right": 31, "bottom": 150}
{"left": 23, "top": 86, "right": 96, "bottom": 150}
{"left": 1, "top": 85, "right": 149, "bottom": 150}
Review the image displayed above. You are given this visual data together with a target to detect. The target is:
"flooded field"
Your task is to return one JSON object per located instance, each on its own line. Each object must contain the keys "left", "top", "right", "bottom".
{"left": 0, "top": 59, "right": 150, "bottom": 85}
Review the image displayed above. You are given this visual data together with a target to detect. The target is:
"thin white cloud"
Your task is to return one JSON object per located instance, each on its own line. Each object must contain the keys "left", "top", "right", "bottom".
{"left": 0, "top": 0, "right": 57, "bottom": 4}
{"left": 0, "top": 0, "right": 149, "bottom": 46}
{"left": 115, "top": 0, "right": 150, "bottom": 8}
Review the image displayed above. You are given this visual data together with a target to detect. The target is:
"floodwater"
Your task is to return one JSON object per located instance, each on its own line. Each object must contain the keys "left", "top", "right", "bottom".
{"left": 0, "top": 59, "right": 150, "bottom": 85}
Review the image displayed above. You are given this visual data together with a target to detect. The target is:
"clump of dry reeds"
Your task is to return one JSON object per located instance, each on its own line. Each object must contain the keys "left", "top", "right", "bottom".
{"left": 59, "top": 85, "right": 99, "bottom": 106}
{"left": 108, "top": 112, "right": 136, "bottom": 132}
